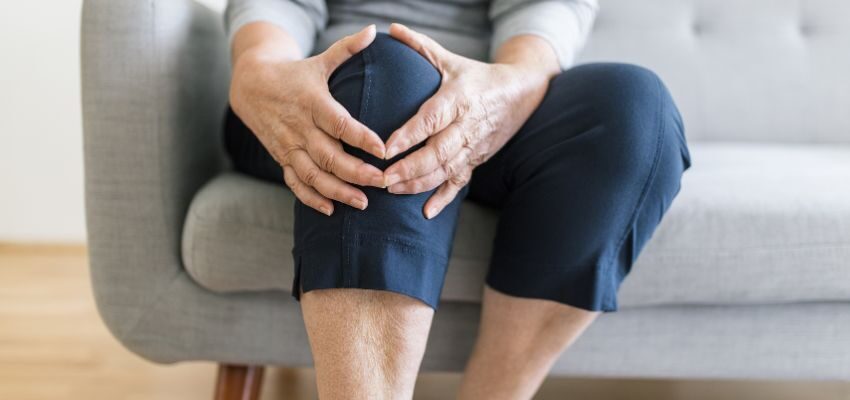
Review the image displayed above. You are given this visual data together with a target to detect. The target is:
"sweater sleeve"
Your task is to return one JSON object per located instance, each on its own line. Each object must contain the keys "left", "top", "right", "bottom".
{"left": 489, "top": 0, "right": 599, "bottom": 70}
{"left": 224, "top": 0, "right": 328, "bottom": 58}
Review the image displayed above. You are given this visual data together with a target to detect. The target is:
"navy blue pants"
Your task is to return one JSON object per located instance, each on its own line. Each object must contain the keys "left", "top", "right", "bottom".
{"left": 224, "top": 33, "right": 691, "bottom": 311}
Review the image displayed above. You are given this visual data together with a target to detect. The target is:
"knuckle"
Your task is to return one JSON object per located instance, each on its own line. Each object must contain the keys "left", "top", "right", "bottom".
{"left": 303, "top": 167, "right": 321, "bottom": 186}
{"left": 454, "top": 100, "right": 471, "bottom": 118}
{"left": 317, "top": 149, "right": 337, "bottom": 172}
{"left": 269, "top": 147, "right": 286, "bottom": 166}
{"left": 402, "top": 159, "right": 419, "bottom": 178}
{"left": 460, "top": 130, "right": 474, "bottom": 149}
{"left": 333, "top": 114, "right": 349, "bottom": 139}
{"left": 469, "top": 149, "right": 486, "bottom": 166}
{"left": 421, "top": 113, "right": 440, "bottom": 135}
{"left": 449, "top": 172, "right": 469, "bottom": 186}
{"left": 442, "top": 160, "right": 459, "bottom": 178}
{"left": 279, "top": 144, "right": 300, "bottom": 165}
{"left": 434, "top": 140, "right": 452, "bottom": 165}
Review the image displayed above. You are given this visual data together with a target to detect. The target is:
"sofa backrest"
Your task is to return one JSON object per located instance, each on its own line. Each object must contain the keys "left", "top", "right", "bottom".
{"left": 576, "top": 0, "right": 850, "bottom": 143}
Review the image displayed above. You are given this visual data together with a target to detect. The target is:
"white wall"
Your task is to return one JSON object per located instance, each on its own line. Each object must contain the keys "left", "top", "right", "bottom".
{"left": 0, "top": 0, "right": 225, "bottom": 243}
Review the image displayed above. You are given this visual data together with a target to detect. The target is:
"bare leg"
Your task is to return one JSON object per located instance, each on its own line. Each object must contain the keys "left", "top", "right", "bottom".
{"left": 300, "top": 288, "right": 434, "bottom": 399}
{"left": 457, "top": 285, "right": 599, "bottom": 400}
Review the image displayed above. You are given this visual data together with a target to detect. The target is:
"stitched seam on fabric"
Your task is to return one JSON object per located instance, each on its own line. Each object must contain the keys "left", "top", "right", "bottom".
{"left": 603, "top": 75, "right": 667, "bottom": 307}
{"left": 294, "top": 232, "right": 450, "bottom": 261}
{"left": 342, "top": 48, "right": 373, "bottom": 287}
{"left": 350, "top": 230, "right": 432, "bottom": 248}
{"left": 617, "top": 75, "right": 666, "bottom": 251}
{"left": 351, "top": 232, "right": 450, "bottom": 260}
{"left": 298, "top": 209, "right": 311, "bottom": 289}
{"left": 354, "top": 48, "right": 374, "bottom": 286}
{"left": 486, "top": 253, "right": 613, "bottom": 312}
{"left": 352, "top": 235, "right": 445, "bottom": 258}
{"left": 293, "top": 254, "right": 303, "bottom": 300}
{"left": 344, "top": 213, "right": 352, "bottom": 287}
{"left": 361, "top": 47, "right": 373, "bottom": 128}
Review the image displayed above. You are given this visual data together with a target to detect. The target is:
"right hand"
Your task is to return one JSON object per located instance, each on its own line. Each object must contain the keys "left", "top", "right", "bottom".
{"left": 229, "top": 24, "right": 386, "bottom": 216}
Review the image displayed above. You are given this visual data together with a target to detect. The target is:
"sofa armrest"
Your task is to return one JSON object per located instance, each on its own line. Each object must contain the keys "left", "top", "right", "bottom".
{"left": 81, "top": 0, "right": 229, "bottom": 345}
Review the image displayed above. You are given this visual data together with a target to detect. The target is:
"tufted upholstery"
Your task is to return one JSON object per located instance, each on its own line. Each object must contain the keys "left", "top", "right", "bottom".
{"left": 578, "top": 0, "right": 850, "bottom": 143}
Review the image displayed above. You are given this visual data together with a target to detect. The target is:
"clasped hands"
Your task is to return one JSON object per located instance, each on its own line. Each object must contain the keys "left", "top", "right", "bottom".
{"left": 230, "top": 22, "right": 556, "bottom": 219}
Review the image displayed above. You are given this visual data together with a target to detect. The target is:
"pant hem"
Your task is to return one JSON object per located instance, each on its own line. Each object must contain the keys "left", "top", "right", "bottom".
{"left": 290, "top": 233, "right": 450, "bottom": 310}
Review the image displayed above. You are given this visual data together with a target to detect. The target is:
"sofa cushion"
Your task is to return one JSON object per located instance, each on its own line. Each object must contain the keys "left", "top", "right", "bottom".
{"left": 182, "top": 143, "right": 850, "bottom": 308}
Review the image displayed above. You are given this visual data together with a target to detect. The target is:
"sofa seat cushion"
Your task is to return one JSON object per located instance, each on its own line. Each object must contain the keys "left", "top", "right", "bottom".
{"left": 182, "top": 143, "right": 850, "bottom": 308}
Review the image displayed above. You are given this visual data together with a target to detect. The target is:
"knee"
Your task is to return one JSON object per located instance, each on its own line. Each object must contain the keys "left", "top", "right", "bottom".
{"left": 328, "top": 33, "right": 441, "bottom": 142}
{"left": 568, "top": 63, "right": 686, "bottom": 181}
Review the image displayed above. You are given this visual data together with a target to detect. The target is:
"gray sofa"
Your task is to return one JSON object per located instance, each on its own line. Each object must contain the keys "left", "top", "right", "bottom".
{"left": 82, "top": 0, "right": 850, "bottom": 381}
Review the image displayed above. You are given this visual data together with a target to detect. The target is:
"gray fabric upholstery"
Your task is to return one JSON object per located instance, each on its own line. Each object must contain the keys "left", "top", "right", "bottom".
{"left": 576, "top": 0, "right": 850, "bottom": 143}
{"left": 82, "top": 0, "right": 850, "bottom": 380}
{"left": 82, "top": 0, "right": 230, "bottom": 357}
{"left": 183, "top": 143, "right": 850, "bottom": 307}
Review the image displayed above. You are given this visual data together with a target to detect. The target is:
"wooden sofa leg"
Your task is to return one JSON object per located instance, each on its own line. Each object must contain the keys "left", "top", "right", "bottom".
{"left": 214, "top": 364, "right": 265, "bottom": 400}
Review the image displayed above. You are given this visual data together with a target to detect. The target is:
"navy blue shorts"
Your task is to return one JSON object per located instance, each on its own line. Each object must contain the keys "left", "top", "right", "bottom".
{"left": 223, "top": 33, "right": 691, "bottom": 312}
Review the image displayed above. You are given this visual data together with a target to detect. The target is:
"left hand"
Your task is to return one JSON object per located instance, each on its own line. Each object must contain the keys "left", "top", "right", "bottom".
{"left": 382, "top": 23, "right": 559, "bottom": 219}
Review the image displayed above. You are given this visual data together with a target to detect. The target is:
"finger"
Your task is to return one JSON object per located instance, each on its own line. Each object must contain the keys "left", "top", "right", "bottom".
{"left": 423, "top": 177, "right": 467, "bottom": 219}
{"left": 423, "top": 147, "right": 475, "bottom": 218}
{"left": 387, "top": 167, "right": 447, "bottom": 194}
{"left": 312, "top": 94, "right": 386, "bottom": 158}
{"left": 289, "top": 149, "right": 369, "bottom": 210}
{"left": 387, "top": 136, "right": 476, "bottom": 194}
{"left": 388, "top": 23, "right": 450, "bottom": 69}
{"left": 320, "top": 24, "right": 377, "bottom": 74}
{"left": 383, "top": 122, "right": 464, "bottom": 186}
{"left": 384, "top": 92, "right": 459, "bottom": 159}
{"left": 283, "top": 165, "right": 333, "bottom": 216}
{"left": 305, "top": 130, "right": 386, "bottom": 187}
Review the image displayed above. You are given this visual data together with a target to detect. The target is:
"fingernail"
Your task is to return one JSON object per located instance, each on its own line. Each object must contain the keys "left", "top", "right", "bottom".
{"left": 319, "top": 205, "right": 333, "bottom": 216}
{"left": 425, "top": 206, "right": 437, "bottom": 219}
{"left": 387, "top": 184, "right": 399, "bottom": 193}
{"left": 372, "top": 144, "right": 385, "bottom": 158}
{"left": 384, "top": 173, "right": 402, "bottom": 187}
{"left": 351, "top": 198, "right": 367, "bottom": 210}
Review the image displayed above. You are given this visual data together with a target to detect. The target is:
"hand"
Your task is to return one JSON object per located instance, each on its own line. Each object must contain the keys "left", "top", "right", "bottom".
{"left": 229, "top": 24, "right": 387, "bottom": 216}
{"left": 381, "top": 23, "right": 560, "bottom": 219}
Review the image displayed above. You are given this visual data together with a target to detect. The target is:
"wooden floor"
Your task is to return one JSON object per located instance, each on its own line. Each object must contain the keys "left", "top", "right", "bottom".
{"left": 1, "top": 243, "right": 848, "bottom": 400}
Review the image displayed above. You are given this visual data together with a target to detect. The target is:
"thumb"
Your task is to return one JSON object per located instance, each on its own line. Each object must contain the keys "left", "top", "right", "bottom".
{"left": 320, "top": 24, "right": 377, "bottom": 75}
{"left": 388, "top": 23, "right": 451, "bottom": 70}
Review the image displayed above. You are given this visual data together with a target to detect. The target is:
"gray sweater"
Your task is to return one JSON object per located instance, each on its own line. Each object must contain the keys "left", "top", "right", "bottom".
{"left": 225, "top": 0, "right": 598, "bottom": 69}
